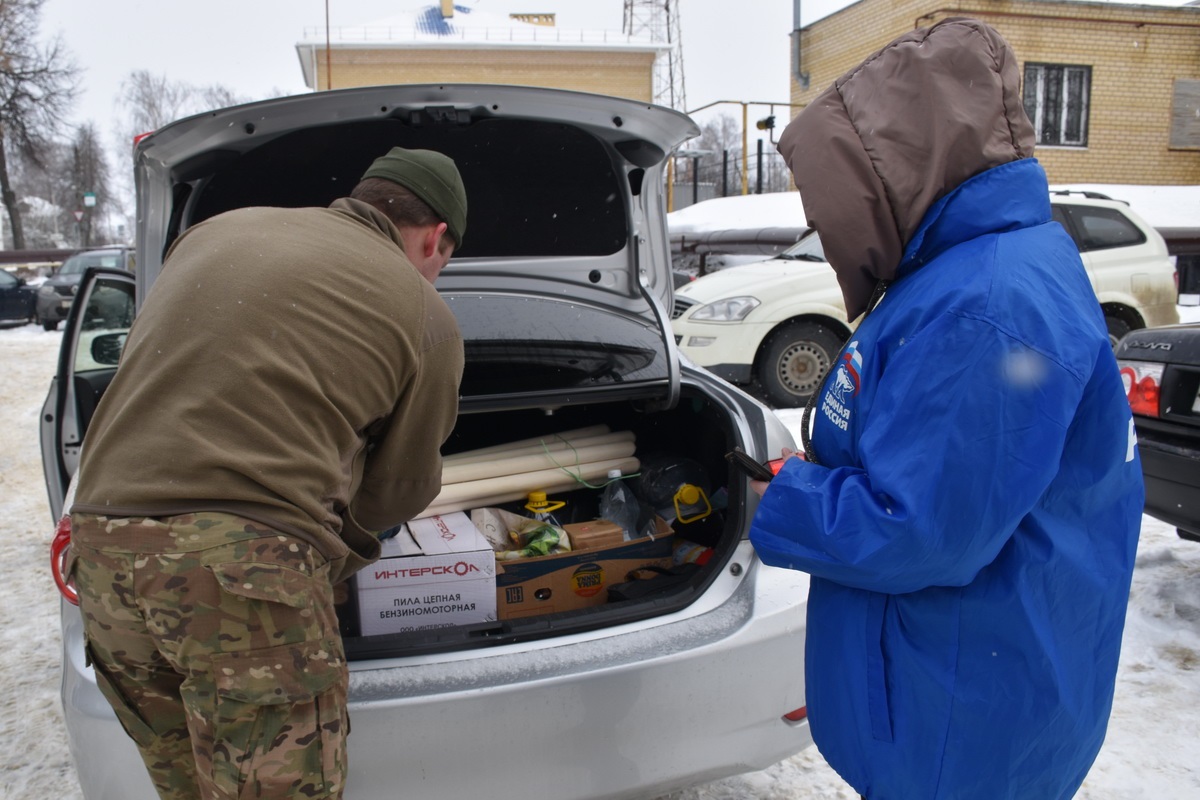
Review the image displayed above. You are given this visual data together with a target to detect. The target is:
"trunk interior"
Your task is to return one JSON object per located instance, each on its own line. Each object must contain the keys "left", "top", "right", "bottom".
{"left": 340, "top": 386, "right": 746, "bottom": 660}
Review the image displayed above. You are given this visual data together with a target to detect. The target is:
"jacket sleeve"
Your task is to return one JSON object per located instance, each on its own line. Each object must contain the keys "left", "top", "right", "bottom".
{"left": 750, "top": 311, "right": 1087, "bottom": 594}
{"left": 349, "top": 305, "right": 464, "bottom": 531}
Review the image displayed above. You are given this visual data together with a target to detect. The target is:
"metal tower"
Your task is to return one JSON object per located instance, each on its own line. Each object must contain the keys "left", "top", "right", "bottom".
{"left": 623, "top": 0, "right": 687, "bottom": 110}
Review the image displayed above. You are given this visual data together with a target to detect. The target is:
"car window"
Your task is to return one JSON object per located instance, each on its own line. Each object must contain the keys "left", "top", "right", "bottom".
{"left": 1050, "top": 205, "right": 1075, "bottom": 240}
{"left": 0, "top": 271, "right": 17, "bottom": 289}
{"left": 73, "top": 277, "right": 135, "bottom": 372}
{"left": 1061, "top": 206, "right": 1146, "bottom": 252}
{"left": 778, "top": 232, "right": 827, "bottom": 262}
{"left": 60, "top": 251, "right": 126, "bottom": 275}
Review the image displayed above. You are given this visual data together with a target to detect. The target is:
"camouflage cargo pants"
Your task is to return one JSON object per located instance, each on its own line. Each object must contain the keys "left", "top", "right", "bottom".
{"left": 70, "top": 512, "right": 348, "bottom": 800}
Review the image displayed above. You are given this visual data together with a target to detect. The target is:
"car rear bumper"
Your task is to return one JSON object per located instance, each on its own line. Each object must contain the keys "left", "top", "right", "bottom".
{"left": 1138, "top": 434, "right": 1200, "bottom": 538}
{"left": 36, "top": 294, "right": 73, "bottom": 322}
{"left": 61, "top": 543, "right": 812, "bottom": 800}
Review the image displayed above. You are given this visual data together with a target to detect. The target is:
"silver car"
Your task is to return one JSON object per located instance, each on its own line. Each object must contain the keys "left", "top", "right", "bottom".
{"left": 41, "top": 85, "right": 812, "bottom": 799}
{"left": 35, "top": 246, "right": 135, "bottom": 331}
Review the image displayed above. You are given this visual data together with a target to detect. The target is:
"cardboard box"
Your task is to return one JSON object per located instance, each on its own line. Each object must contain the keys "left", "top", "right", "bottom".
{"left": 563, "top": 519, "right": 625, "bottom": 551}
{"left": 496, "top": 518, "right": 674, "bottom": 619}
{"left": 355, "top": 512, "right": 497, "bottom": 636}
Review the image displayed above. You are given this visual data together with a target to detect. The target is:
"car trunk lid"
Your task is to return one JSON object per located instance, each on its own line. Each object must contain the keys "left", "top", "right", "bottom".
{"left": 133, "top": 84, "right": 698, "bottom": 407}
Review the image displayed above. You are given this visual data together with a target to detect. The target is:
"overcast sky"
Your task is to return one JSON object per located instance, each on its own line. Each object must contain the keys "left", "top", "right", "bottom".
{"left": 39, "top": 0, "right": 861, "bottom": 150}
{"left": 37, "top": 0, "right": 1193, "bottom": 153}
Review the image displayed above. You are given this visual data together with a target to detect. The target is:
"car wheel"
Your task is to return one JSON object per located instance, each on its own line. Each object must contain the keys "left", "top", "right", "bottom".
{"left": 42, "top": 319, "right": 59, "bottom": 331}
{"left": 1105, "top": 315, "right": 1132, "bottom": 349}
{"left": 756, "top": 321, "right": 844, "bottom": 408}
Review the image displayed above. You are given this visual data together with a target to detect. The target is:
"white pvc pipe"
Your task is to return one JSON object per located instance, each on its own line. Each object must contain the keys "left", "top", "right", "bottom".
{"left": 441, "top": 441, "right": 637, "bottom": 485}
{"left": 442, "top": 424, "right": 611, "bottom": 463}
{"left": 442, "top": 430, "right": 636, "bottom": 467}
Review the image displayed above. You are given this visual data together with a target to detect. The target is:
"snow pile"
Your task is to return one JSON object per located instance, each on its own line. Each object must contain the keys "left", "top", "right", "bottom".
{"left": 669, "top": 184, "right": 1199, "bottom": 236}
{"left": 668, "top": 192, "right": 806, "bottom": 235}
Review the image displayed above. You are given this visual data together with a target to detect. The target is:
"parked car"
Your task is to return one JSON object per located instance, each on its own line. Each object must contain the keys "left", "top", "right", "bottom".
{"left": 672, "top": 192, "right": 1179, "bottom": 408}
{"left": 0, "top": 268, "right": 36, "bottom": 325}
{"left": 40, "top": 85, "right": 813, "bottom": 800}
{"left": 672, "top": 231, "right": 845, "bottom": 408}
{"left": 36, "top": 246, "right": 135, "bottom": 330}
{"left": 1116, "top": 322, "right": 1200, "bottom": 542}
{"left": 1050, "top": 191, "right": 1180, "bottom": 344}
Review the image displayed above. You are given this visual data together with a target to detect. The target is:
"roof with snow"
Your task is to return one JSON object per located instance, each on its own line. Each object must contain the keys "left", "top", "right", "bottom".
{"left": 300, "top": 0, "right": 659, "bottom": 50}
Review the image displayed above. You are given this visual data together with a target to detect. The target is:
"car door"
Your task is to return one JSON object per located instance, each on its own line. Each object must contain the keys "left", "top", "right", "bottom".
{"left": 0, "top": 270, "right": 32, "bottom": 321}
{"left": 40, "top": 267, "right": 136, "bottom": 520}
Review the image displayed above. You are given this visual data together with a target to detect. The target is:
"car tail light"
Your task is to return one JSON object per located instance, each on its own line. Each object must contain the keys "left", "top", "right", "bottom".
{"left": 782, "top": 706, "right": 808, "bottom": 723}
{"left": 1118, "top": 361, "right": 1163, "bottom": 418}
{"left": 50, "top": 515, "right": 79, "bottom": 606}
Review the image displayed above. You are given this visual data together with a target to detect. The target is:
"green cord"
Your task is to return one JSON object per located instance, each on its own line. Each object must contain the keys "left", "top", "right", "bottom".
{"left": 538, "top": 435, "right": 641, "bottom": 489}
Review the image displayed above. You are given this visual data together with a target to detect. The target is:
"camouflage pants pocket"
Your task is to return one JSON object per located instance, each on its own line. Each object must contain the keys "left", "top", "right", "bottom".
{"left": 208, "top": 639, "right": 348, "bottom": 800}
{"left": 84, "top": 639, "right": 164, "bottom": 750}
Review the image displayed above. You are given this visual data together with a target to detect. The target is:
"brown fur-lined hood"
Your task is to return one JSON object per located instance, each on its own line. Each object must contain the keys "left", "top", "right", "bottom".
{"left": 777, "top": 18, "right": 1035, "bottom": 319}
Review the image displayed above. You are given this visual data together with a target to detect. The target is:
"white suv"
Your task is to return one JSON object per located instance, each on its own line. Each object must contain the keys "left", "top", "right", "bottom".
{"left": 672, "top": 192, "right": 1179, "bottom": 408}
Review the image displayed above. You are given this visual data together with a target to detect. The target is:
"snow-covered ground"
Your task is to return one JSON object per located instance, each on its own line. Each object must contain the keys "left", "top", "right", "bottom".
{"left": 2, "top": 310, "right": 1197, "bottom": 798}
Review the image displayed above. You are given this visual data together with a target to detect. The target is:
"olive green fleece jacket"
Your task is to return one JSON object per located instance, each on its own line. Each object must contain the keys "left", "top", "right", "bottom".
{"left": 72, "top": 198, "right": 464, "bottom": 584}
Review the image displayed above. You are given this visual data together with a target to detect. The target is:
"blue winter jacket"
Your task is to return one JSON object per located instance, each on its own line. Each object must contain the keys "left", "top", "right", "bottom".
{"left": 750, "top": 158, "right": 1143, "bottom": 799}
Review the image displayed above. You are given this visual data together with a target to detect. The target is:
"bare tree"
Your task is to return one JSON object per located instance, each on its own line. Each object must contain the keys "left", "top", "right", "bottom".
{"left": 0, "top": 0, "right": 79, "bottom": 249}
{"left": 9, "top": 137, "right": 68, "bottom": 247}
{"left": 197, "top": 83, "right": 247, "bottom": 113}
{"left": 120, "top": 69, "right": 250, "bottom": 139}
{"left": 104, "top": 71, "right": 251, "bottom": 242}
{"left": 67, "top": 123, "right": 109, "bottom": 247}
{"left": 689, "top": 113, "right": 745, "bottom": 197}
{"left": 119, "top": 69, "right": 195, "bottom": 137}
{"left": 686, "top": 113, "right": 792, "bottom": 196}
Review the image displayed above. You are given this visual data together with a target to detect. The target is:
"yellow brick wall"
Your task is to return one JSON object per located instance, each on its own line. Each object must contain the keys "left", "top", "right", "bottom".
{"left": 790, "top": 0, "right": 1200, "bottom": 184}
{"left": 315, "top": 46, "right": 656, "bottom": 103}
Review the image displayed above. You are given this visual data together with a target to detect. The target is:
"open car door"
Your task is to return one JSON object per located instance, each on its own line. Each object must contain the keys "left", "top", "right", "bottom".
{"left": 40, "top": 267, "right": 136, "bottom": 521}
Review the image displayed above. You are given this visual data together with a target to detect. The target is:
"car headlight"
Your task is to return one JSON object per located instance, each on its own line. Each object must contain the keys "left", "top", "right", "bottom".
{"left": 689, "top": 296, "right": 760, "bottom": 322}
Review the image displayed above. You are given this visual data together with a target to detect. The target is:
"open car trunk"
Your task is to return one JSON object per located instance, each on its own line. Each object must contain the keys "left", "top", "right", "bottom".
{"left": 44, "top": 84, "right": 787, "bottom": 663}
{"left": 341, "top": 385, "right": 749, "bottom": 660}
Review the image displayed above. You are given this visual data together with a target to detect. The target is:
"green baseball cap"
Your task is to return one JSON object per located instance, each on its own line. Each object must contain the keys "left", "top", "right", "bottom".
{"left": 361, "top": 147, "right": 467, "bottom": 246}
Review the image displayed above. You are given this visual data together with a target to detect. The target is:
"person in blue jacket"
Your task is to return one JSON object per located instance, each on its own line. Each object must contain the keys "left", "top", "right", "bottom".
{"left": 755, "top": 18, "right": 1143, "bottom": 800}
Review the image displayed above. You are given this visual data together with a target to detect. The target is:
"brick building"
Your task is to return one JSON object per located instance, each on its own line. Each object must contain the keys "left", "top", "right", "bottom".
{"left": 296, "top": 0, "right": 663, "bottom": 103}
{"left": 789, "top": 0, "right": 1200, "bottom": 184}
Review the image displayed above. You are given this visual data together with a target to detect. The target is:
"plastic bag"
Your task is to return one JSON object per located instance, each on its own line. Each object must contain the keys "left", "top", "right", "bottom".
{"left": 471, "top": 507, "right": 571, "bottom": 560}
{"left": 599, "top": 471, "right": 641, "bottom": 541}
{"left": 635, "top": 455, "right": 712, "bottom": 525}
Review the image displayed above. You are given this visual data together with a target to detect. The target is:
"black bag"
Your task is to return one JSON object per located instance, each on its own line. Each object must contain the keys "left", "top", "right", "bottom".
{"left": 607, "top": 563, "right": 700, "bottom": 602}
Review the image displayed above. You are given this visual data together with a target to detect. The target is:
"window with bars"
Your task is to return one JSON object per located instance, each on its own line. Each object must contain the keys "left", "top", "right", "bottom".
{"left": 1023, "top": 64, "right": 1091, "bottom": 147}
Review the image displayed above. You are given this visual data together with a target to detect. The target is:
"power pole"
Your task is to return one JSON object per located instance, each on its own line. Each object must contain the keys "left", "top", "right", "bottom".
{"left": 623, "top": 0, "right": 687, "bottom": 111}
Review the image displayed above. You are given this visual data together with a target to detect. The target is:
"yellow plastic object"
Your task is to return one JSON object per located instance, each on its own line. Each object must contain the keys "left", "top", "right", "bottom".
{"left": 674, "top": 483, "right": 712, "bottom": 524}
{"left": 524, "top": 490, "right": 566, "bottom": 515}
